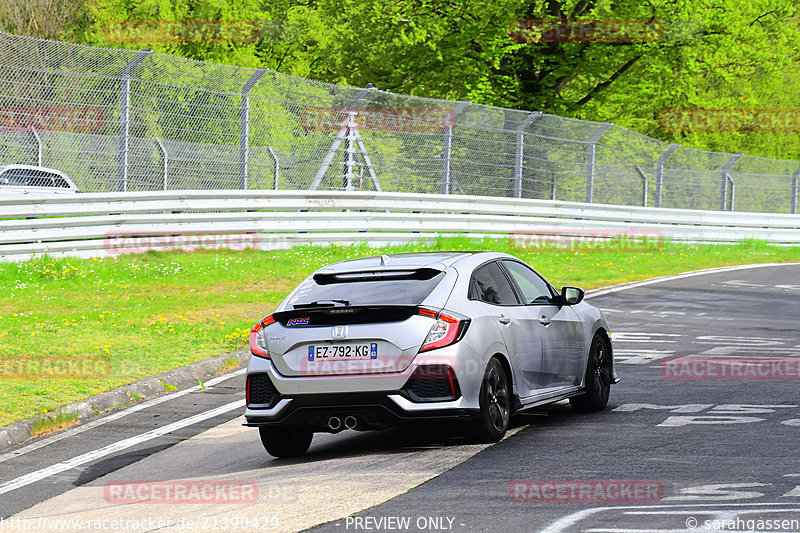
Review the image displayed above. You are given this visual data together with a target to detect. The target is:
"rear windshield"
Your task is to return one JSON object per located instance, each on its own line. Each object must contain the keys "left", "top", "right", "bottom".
{"left": 287, "top": 268, "right": 445, "bottom": 308}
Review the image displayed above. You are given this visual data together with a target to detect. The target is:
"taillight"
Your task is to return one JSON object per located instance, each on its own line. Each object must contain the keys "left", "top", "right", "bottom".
{"left": 418, "top": 308, "right": 469, "bottom": 352}
{"left": 249, "top": 315, "right": 275, "bottom": 359}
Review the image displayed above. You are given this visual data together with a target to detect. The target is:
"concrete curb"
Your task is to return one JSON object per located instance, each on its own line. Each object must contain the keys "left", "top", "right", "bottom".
{"left": 0, "top": 350, "right": 249, "bottom": 452}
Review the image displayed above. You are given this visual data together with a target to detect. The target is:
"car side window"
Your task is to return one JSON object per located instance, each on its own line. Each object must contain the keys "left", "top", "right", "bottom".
{"left": 0, "top": 169, "right": 62, "bottom": 187}
{"left": 501, "top": 260, "right": 554, "bottom": 304}
{"left": 0, "top": 169, "right": 30, "bottom": 186}
{"left": 29, "top": 170, "right": 56, "bottom": 187}
{"left": 469, "top": 262, "right": 518, "bottom": 305}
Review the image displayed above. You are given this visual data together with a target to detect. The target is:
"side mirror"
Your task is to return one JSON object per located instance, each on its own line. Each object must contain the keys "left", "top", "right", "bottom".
{"left": 560, "top": 286, "right": 585, "bottom": 305}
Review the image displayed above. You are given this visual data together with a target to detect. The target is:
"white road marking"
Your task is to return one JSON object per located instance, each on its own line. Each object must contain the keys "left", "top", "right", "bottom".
{"left": 695, "top": 336, "right": 791, "bottom": 346}
{"left": 540, "top": 503, "right": 800, "bottom": 533}
{"left": 614, "top": 350, "right": 675, "bottom": 365}
{"left": 715, "top": 279, "right": 766, "bottom": 288}
{"left": 0, "top": 399, "right": 244, "bottom": 496}
{"left": 699, "top": 346, "right": 800, "bottom": 356}
{"left": 0, "top": 369, "right": 245, "bottom": 465}
{"left": 611, "top": 332, "right": 680, "bottom": 343}
{"left": 662, "top": 483, "right": 771, "bottom": 502}
{"left": 585, "top": 262, "right": 800, "bottom": 300}
{"left": 657, "top": 415, "right": 766, "bottom": 427}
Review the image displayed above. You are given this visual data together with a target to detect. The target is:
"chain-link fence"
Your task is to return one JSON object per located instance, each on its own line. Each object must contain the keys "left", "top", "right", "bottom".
{"left": 1, "top": 30, "right": 798, "bottom": 213}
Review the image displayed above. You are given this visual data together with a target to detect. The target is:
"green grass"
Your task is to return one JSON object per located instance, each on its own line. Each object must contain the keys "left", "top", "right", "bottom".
{"left": 1, "top": 237, "right": 799, "bottom": 427}
{"left": 30, "top": 410, "right": 79, "bottom": 438}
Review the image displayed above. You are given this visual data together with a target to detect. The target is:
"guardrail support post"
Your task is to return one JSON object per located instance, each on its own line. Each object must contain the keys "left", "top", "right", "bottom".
{"left": 117, "top": 49, "right": 152, "bottom": 192}
{"left": 585, "top": 123, "right": 611, "bottom": 203}
{"left": 239, "top": 68, "right": 268, "bottom": 190}
{"left": 792, "top": 166, "right": 800, "bottom": 215}
{"left": 720, "top": 153, "right": 743, "bottom": 211}
{"left": 440, "top": 101, "right": 470, "bottom": 194}
{"left": 267, "top": 146, "right": 279, "bottom": 190}
{"left": 154, "top": 137, "right": 168, "bottom": 191}
{"left": 634, "top": 165, "right": 648, "bottom": 207}
{"left": 344, "top": 113, "right": 357, "bottom": 191}
{"left": 655, "top": 144, "right": 679, "bottom": 208}
{"left": 514, "top": 111, "right": 542, "bottom": 198}
{"left": 30, "top": 126, "right": 42, "bottom": 166}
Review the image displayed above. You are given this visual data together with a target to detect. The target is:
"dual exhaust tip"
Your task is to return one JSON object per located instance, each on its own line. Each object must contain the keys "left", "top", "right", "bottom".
{"left": 328, "top": 416, "right": 357, "bottom": 431}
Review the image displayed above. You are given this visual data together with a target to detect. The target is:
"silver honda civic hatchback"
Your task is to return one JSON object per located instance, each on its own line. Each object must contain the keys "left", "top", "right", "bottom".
{"left": 245, "top": 251, "right": 617, "bottom": 457}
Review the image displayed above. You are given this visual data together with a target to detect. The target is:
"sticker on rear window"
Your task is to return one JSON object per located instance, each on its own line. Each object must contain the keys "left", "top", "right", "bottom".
{"left": 287, "top": 317, "right": 310, "bottom": 326}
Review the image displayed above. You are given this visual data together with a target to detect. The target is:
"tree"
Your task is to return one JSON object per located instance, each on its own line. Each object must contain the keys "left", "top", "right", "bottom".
{"left": 0, "top": 0, "right": 91, "bottom": 40}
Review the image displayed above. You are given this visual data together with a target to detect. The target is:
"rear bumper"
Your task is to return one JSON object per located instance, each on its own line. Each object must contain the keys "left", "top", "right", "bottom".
{"left": 244, "top": 355, "right": 482, "bottom": 431}
{"left": 244, "top": 389, "right": 478, "bottom": 431}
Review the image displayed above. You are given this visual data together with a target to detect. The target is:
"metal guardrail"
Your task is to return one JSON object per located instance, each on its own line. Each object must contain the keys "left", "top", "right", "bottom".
{"left": 2, "top": 191, "right": 800, "bottom": 262}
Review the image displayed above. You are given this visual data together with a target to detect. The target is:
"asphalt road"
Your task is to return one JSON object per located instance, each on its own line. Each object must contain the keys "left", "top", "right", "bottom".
{"left": 2, "top": 263, "right": 799, "bottom": 533}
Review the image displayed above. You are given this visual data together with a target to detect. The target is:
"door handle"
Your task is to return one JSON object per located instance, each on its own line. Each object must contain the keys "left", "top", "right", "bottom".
{"left": 539, "top": 316, "right": 552, "bottom": 326}
{"left": 498, "top": 315, "right": 511, "bottom": 325}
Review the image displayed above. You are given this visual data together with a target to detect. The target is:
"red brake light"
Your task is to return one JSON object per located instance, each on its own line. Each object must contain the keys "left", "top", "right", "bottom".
{"left": 419, "top": 311, "right": 464, "bottom": 352}
{"left": 249, "top": 315, "right": 274, "bottom": 358}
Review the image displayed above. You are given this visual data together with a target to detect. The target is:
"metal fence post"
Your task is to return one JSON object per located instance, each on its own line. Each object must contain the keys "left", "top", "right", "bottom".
{"left": 239, "top": 68, "right": 268, "bottom": 190}
{"left": 344, "top": 113, "right": 357, "bottom": 191}
{"left": 585, "top": 123, "right": 611, "bottom": 203}
{"left": 655, "top": 144, "right": 679, "bottom": 208}
{"left": 154, "top": 137, "right": 168, "bottom": 190}
{"left": 267, "top": 146, "right": 279, "bottom": 190}
{"left": 725, "top": 174, "right": 735, "bottom": 211}
{"left": 514, "top": 111, "right": 542, "bottom": 198}
{"left": 30, "top": 127, "right": 42, "bottom": 166}
{"left": 117, "top": 50, "right": 152, "bottom": 192}
{"left": 634, "top": 165, "right": 648, "bottom": 207}
{"left": 720, "top": 153, "right": 743, "bottom": 211}
{"left": 440, "top": 101, "right": 470, "bottom": 194}
{"left": 792, "top": 165, "right": 800, "bottom": 215}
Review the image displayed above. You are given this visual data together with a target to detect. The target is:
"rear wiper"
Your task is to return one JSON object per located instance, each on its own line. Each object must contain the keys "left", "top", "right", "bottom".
{"left": 293, "top": 299, "right": 350, "bottom": 309}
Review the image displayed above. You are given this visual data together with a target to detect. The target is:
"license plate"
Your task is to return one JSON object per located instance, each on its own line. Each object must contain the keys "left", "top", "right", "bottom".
{"left": 308, "top": 343, "right": 378, "bottom": 362}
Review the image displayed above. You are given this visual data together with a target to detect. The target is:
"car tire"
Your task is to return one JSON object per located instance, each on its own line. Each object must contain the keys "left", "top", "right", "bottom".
{"left": 469, "top": 358, "right": 511, "bottom": 443}
{"left": 570, "top": 334, "right": 612, "bottom": 413}
{"left": 258, "top": 426, "right": 313, "bottom": 458}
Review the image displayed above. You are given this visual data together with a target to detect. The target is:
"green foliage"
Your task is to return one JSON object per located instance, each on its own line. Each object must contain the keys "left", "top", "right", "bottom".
{"left": 5, "top": 0, "right": 800, "bottom": 159}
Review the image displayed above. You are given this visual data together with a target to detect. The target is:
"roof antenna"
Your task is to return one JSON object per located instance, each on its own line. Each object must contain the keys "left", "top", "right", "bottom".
{"left": 379, "top": 255, "right": 391, "bottom": 266}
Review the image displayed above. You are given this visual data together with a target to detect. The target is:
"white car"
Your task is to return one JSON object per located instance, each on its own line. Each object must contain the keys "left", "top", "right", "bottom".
{"left": 0, "top": 164, "right": 80, "bottom": 195}
{"left": 245, "top": 251, "right": 617, "bottom": 457}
